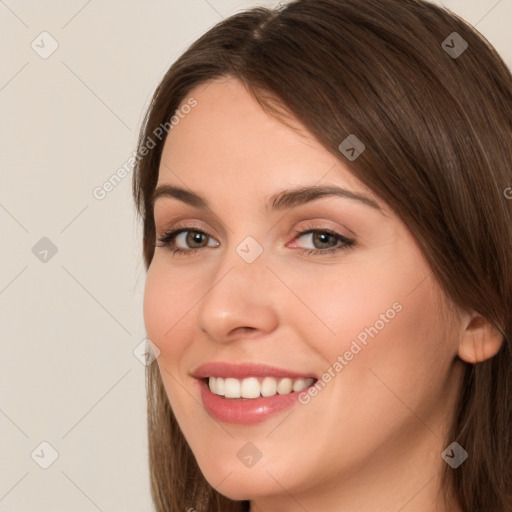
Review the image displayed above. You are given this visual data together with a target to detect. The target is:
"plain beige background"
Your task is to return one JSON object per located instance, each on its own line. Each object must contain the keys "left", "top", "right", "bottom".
{"left": 1, "top": 1, "right": 510, "bottom": 511}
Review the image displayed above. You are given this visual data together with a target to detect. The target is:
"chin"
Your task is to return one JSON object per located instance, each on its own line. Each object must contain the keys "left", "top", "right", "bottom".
{"left": 204, "top": 475, "right": 272, "bottom": 502}
{"left": 194, "top": 456, "right": 287, "bottom": 501}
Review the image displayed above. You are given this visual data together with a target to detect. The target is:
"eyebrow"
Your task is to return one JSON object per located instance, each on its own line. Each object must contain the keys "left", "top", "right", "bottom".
{"left": 151, "top": 184, "right": 382, "bottom": 212}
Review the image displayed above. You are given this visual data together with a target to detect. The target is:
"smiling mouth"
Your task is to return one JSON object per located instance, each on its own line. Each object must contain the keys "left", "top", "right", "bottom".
{"left": 195, "top": 364, "right": 319, "bottom": 424}
{"left": 206, "top": 376, "right": 317, "bottom": 399}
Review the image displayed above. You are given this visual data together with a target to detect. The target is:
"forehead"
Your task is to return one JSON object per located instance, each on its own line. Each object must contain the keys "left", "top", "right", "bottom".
{"left": 159, "top": 77, "right": 370, "bottom": 194}
{"left": 162, "top": 77, "right": 314, "bottom": 164}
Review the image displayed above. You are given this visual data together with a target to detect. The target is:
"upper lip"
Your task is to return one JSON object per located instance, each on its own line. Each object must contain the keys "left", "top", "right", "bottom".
{"left": 192, "top": 362, "right": 318, "bottom": 380}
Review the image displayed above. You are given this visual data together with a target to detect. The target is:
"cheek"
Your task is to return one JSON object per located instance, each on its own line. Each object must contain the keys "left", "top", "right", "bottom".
{"left": 266, "top": 258, "right": 454, "bottom": 479}
{"left": 287, "top": 248, "right": 453, "bottom": 411}
{"left": 283, "top": 258, "right": 406, "bottom": 357}
{"left": 143, "top": 259, "right": 197, "bottom": 362}
{"left": 143, "top": 261, "right": 204, "bottom": 420}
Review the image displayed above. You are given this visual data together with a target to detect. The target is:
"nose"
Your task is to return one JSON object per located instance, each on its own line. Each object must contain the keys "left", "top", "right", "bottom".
{"left": 196, "top": 244, "right": 280, "bottom": 343}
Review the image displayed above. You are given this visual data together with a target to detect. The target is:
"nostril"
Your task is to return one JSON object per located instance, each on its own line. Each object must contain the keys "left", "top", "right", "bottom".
{"left": 232, "top": 326, "right": 257, "bottom": 335}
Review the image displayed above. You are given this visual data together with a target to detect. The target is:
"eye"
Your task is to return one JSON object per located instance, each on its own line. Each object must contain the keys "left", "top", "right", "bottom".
{"left": 291, "top": 227, "right": 355, "bottom": 256}
{"left": 154, "top": 226, "right": 219, "bottom": 255}
{"left": 154, "top": 224, "right": 355, "bottom": 257}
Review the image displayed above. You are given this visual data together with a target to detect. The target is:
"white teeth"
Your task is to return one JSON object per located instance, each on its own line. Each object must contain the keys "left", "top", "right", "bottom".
{"left": 292, "top": 378, "right": 311, "bottom": 392}
{"left": 277, "top": 377, "right": 293, "bottom": 394}
{"left": 207, "top": 376, "right": 315, "bottom": 399}
{"left": 261, "top": 376, "right": 277, "bottom": 397}
{"left": 241, "top": 377, "right": 260, "bottom": 399}
{"left": 215, "top": 376, "right": 225, "bottom": 396}
{"left": 224, "top": 378, "right": 241, "bottom": 398}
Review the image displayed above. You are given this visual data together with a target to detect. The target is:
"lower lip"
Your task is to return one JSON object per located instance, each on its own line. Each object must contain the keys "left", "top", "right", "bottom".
{"left": 197, "top": 379, "right": 309, "bottom": 425}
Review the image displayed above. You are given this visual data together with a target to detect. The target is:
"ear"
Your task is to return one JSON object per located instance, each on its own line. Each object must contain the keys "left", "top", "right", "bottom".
{"left": 457, "top": 311, "right": 504, "bottom": 364}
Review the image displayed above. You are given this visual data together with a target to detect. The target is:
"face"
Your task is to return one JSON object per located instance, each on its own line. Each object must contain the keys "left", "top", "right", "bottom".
{"left": 143, "top": 76, "right": 465, "bottom": 507}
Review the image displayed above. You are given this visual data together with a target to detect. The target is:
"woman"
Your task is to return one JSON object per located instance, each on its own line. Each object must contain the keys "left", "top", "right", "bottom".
{"left": 132, "top": 0, "right": 512, "bottom": 510}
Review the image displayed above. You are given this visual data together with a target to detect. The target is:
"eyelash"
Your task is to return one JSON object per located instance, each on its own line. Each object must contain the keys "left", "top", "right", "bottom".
{"left": 154, "top": 223, "right": 355, "bottom": 257}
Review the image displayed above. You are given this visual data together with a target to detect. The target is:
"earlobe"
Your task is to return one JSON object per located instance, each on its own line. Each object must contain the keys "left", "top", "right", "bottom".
{"left": 457, "top": 313, "right": 505, "bottom": 364}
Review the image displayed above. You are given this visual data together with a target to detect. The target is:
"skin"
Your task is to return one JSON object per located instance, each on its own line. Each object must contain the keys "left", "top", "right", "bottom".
{"left": 143, "top": 76, "right": 502, "bottom": 512}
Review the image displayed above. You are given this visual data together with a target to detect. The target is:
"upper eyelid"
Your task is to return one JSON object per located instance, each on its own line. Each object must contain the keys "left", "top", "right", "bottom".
{"left": 154, "top": 208, "right": 228, "bottom": 238}
{"left": 155, "top": 216, "right": 226, "bottom": 241}
{"left": 153, "top": 196, "right": 370, "bottom": 238}
{"left": 156, "top": 218, "right": 213, "bottom": 235}
{"left": 155, "top": 212, "right": 354, "bottom": 234}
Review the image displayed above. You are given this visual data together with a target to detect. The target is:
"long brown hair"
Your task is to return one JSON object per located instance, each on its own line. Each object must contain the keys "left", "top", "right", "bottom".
{"left": 132, "top": 1, "right": 512, "bottom": 510}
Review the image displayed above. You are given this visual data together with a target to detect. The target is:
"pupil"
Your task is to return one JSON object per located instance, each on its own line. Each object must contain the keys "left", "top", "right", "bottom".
{"left": 188, "top": 231, "right": 205, "bottom": 248}
{"left": 314, "top": 232, "right": 335, "bottom": 249}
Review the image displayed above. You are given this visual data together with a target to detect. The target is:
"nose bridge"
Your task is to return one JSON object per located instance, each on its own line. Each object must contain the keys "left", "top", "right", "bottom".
{"left": 212, "top": 234, "right": 269, "bottom": 293}
{"left": 196, "top": 235, "right": 278, "bottom": 341}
